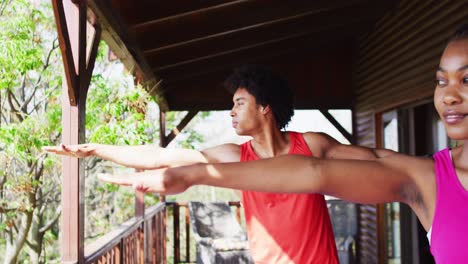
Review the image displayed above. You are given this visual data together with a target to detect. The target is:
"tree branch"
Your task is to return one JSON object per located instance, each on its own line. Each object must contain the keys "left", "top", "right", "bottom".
{"left": 0, "top": 0, "right": 12, "bottom": 16}
{"left": 39, "top": 206, "right": 61, "bottom": 234}
{"left": 0, "top": 157, "right": 11, "bottom": 199}
{"left": 28, "top": 85, "right": 59, "bottom": 116}
{"left": 7, "top": 89, "right": 24, "bottom": 122}
{"left": 4, "top": 211, "right": 34, "bottom": 263}
{"left": 19, "top": 75, "right": 26, "bottom": 103}
{"left": 24, "top": 238, "right": 36, "bottom": 251}
{"left": 21, "top": 40, "right": 58, "bottom": 113}
{"left": 86, "top": 157, "right": 102, "bottom": 171}
{"left": 0, "top": 206, "right": 18, "bottom": 213}
{"left": 1, "top": 90, "right": 8, "bottom": 124}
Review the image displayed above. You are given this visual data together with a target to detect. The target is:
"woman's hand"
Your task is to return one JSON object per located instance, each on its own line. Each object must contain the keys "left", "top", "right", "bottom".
{"left": 97, "top": 168, "right": 190, "bottom": 195}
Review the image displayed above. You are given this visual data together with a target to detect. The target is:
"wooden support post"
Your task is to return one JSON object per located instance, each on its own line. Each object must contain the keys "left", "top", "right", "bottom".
{"left": 135, "top": 190, "right": 145, "bottom": 264}
{"left": 52, "top": 0, "right": 101, "bottom": 262}
{"left": 375, "top": 112, "right": 387, "bottom": 264}
{"left": 135, "top": 190, "right": 145, "bottom": 218}
{"left": 159, "top": 110, "right": 168, "bottom": 264}
{"left": 60, "top": 84, "right": 86, "bottom": 263}
{"left": 173, "top": 204, "right": 180, "bottom": 264}
{"left": 159, "top": 111, "right": 167, "bottom": 147}
{"left": 185, "top": 209, "right": 190, "bottom": 262}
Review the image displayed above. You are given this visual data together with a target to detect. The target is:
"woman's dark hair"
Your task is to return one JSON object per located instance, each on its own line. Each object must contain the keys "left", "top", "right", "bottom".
{"left": 224, "top": 65, "right": 294, "bottom": 130}
{"left": 449, "top": 23, "right": 468, "bottom": 42}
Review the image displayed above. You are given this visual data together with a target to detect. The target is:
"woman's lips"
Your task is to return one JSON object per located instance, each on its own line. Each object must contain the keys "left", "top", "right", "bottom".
{"left": 444, "top": 111, "right": 466, "bottom": 124}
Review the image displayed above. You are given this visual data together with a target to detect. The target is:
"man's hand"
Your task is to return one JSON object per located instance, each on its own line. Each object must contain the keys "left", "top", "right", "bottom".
{"left": 42, "top": 143, "right": 96, "bottom": 158}
{"left": 97, "top": 168, "right": 190, "bottom": 195}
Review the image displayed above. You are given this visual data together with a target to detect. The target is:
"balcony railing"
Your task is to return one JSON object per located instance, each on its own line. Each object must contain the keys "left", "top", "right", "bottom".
{"left": 83, "top": 200, "right": 356, "bottom": 264}
{"left": 83, "top": 201, "right": 242, "bottom": 264}
{"left": 85, "top": 202, "right": 166, "bottom": 263}
{"left": 167, "top": 201, "right": 242, "bottom": 264}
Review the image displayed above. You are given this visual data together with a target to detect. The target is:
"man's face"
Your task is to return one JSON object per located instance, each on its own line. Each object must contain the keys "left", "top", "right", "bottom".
{"left": 230, "top": 88, "right": 264, "bottom": 136}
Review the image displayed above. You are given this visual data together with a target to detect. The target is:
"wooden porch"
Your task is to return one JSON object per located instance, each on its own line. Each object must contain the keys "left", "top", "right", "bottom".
{"left": 52, "top": 0, "right": 468, "bottom": 263}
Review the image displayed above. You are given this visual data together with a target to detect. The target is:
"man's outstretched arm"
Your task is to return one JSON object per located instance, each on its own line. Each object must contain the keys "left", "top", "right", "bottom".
{"left": 303, "top": 132, "right": 396, "bottom": 160}
{"left": 42, "top": 143, "right": 240, "bottom": 170}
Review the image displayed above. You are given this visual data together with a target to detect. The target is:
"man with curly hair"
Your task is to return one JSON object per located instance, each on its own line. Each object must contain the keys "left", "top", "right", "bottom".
{"left": 45, "top": 65, "right": 390, "bottom": 263}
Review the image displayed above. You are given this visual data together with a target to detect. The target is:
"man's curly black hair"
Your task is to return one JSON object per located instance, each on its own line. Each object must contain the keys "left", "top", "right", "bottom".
{"left": 224, "top": 65, "right": 294, "bottom": 130}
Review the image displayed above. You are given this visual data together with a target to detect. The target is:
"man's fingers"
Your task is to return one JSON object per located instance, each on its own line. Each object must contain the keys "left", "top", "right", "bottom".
{"left": 41, "top": 146, "right": 53, "bottom": 153}
{"left": 42, "top": 146, "right": 60, "bottom": 153}
{"left": 61, "top": 144, "right": 73, "bottom": 152}
{"left": 42, "top": 145, "right": 72, "bottom": 154}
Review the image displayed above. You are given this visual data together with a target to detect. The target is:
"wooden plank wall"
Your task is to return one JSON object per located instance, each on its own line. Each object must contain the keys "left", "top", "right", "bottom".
{"left": 352, "top": 0, "right": 468, "bottom": 263}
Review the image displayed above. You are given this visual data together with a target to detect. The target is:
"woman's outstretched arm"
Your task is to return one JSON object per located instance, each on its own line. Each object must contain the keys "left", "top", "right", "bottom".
{"left": 99, "top": 153, "right": 429, "bottom": 205}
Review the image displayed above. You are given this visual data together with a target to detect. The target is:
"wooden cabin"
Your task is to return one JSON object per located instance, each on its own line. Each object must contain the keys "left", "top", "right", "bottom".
{"left": 52, "top": 0, "right": 468, "bottom": 263}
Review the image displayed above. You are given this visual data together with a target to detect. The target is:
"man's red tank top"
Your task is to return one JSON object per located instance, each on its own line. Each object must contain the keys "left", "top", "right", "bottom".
{"left": 241, "top": 131, "right": 338, "bottom": 264}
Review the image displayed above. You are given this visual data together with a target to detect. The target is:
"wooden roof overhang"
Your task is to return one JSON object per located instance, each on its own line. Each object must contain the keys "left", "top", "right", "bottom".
{"left": 52, "top": 1, "right": 401, "bottom": 262}
{"left": 88, "top": 0, "right": 398, "bottom": 112}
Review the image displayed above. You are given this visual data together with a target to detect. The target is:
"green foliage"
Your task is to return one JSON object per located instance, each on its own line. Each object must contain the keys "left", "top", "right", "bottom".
{"left": 82, "top": 42, "right": 159, "bottom": 239}
{"left": 0, "top": 0, "right": 210, "bottom": 262}
{"left": 165, "top": 111, "right": 208, "bottom": 149}
{"left": 0, "top": 1, "right": 63, "bottom": 262}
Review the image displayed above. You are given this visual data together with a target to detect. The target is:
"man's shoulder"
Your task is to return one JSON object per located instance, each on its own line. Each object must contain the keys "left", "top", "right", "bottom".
{"left": 297, "top": 131, "right": 332, "bottom": 144}
{"left": 294, "top": 132, "right": 335, "bottom": 158}
{"left": 201, "top": 143, "right": 241, "bottom": 162}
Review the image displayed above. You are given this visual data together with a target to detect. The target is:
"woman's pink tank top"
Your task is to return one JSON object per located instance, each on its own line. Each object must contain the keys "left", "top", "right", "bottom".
{"left": 431, "top": 148, "right": 468, "bottom": 263}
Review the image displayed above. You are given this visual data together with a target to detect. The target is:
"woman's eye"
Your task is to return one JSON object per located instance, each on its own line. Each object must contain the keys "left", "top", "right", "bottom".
{"left": 435, "top": 78, "right": 447, "bottom": 86}
{"left": 463, "top": 77, "right": 468, "bottom": 85}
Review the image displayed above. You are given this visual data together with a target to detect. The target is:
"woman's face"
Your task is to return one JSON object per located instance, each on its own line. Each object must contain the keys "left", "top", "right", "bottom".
{"left": 434, "top": 38, "right": 468, "bottom": 140}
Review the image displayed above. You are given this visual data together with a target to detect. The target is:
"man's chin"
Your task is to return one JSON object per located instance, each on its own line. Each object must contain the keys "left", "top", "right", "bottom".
{"left": 234, "top": 128, "right": 246, "bottom": 136}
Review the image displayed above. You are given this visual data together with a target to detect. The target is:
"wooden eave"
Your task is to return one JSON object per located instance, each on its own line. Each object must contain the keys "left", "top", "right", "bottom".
{"left": 89, "top": 0, "right": 398, "bottom": 111}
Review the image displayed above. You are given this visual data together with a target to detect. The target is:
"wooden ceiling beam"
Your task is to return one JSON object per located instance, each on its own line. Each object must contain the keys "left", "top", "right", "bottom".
{"left": 155, "top": 25, "right": 366, "bottom": 84}
{"left": 88, "top": 1, "right": 153, "bottom": 82}
{"left": 111, "top": 0, "right": 239, "bottom": 26}
{"left": 161, "top": 50, "right": 354, "bottom": 111}
{"left": 133, "top": 0, "right": 377, "bottom": 51}
{"left": 146, "top": 4, "right": 384, "bottom": 70}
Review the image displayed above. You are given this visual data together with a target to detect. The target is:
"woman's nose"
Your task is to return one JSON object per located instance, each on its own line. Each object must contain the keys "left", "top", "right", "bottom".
{"left": 443, "top": 85, "right": 462, "bottom": 105}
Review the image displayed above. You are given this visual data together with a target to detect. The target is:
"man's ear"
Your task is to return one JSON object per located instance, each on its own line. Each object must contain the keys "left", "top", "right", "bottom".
{"left": 261, "top": 105, "right": 271, "bottom": 115}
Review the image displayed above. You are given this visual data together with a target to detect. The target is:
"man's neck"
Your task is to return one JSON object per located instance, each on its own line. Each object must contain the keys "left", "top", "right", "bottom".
{"left": 250, "top": 126, "right": 290, "bottom": 159}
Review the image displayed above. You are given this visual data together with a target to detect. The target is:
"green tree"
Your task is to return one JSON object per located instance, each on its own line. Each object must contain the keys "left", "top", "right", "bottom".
{"left": 83, "top": 62, "right": 211, "bottom": 241}
{"left": 0, "top": 1, "right": 209, "bottom": 262}
{"left": 0, "top": 0, "right": 62, "bottom": 262}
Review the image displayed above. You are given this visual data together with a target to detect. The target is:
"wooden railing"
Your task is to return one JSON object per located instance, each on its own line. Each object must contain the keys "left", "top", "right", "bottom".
{"left": 166, "top": 201, "right": 242, "bottom": 264}
{"left": 84, "top": 202, "right": 166, "bottom": 264}
{"left": 81, "top": 201, "right": 242, "bottom": 264}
